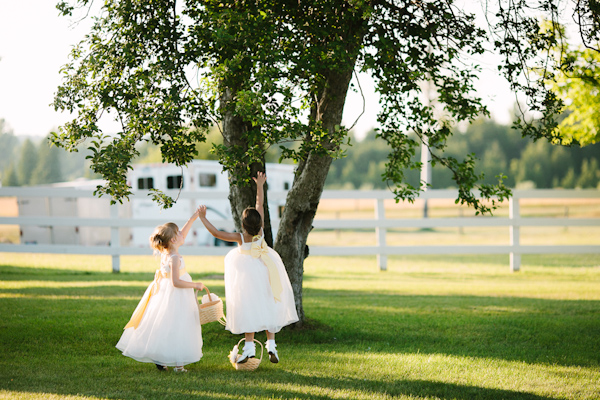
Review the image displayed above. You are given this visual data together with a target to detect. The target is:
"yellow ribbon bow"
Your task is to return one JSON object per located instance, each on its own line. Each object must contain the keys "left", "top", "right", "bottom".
{"left": 250, "top": 238, "right": 283, "bottom": 302}
{"left": 124, "top": 269, "right": 162, "bottom": 330}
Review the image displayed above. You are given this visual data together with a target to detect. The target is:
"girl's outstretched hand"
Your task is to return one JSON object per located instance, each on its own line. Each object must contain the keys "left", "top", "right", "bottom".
{"left": 253, "top": 171, "right": 267, "bottom": 186}
{"left": 197, "top": 205, "right": 207, "bottom": 217}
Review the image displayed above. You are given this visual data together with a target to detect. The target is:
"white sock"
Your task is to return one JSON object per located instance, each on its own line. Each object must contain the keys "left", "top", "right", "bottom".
{"left": 243, "top": 341, "right": 255, "bottom": 351}
{"left": 267, "top": 339, "right": 276, "bottom": 350}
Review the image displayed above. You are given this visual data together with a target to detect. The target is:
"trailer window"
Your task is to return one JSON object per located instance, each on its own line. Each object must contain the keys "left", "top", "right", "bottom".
{"left": 199, "top": 173, "right": 217, "bottom": 187}
{"left": 284, "top": 181, "right": 290, "bottom": 190}
{"left": 137, "top": 177, "right": 154, "bottom": 189}
{"left": 167, "top": 175, "right": 184, "bottom": 189}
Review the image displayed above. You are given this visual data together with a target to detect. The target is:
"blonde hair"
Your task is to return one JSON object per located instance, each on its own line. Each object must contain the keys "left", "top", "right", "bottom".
{"left": 149, "top": 222, "right": 179, "bottom": 254}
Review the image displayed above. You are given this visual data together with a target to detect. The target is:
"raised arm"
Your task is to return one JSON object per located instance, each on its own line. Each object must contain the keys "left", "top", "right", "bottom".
{"left": 197, "top": 205, "right": 242, "bottom": 244}
{"left": 253, "top": 171, "right": 267, "bottom": 226}
{"left": 179, "top": 208, "right": 199, "bottom": 241}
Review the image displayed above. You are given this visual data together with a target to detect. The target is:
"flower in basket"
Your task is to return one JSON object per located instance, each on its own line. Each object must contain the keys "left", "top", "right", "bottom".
{"left": 229, "top": 343, "right": 239, "bottom": 364}
{"left": 202, "top": 293, "right": 220, "bottom": 304}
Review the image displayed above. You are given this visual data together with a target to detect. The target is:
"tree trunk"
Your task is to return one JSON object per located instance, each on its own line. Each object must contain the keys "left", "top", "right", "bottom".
{"left": 220, "top": 87, "right": 274, "bottom": 245}
{"left": 222, "top": 7, "right": 367, "bottom": 323}
{"left": 274, "top": 66, "right": 356, "bottom": 325}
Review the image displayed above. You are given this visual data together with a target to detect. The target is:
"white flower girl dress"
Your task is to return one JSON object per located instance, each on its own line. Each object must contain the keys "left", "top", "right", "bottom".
{"left": 116, "top": 254, "right": 203, "bottom": 367}
{"left": 224, "top": 231, "right": 298, "bottom": 334}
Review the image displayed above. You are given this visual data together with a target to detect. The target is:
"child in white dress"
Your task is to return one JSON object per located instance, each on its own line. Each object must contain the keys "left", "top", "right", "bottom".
{"left": 116, "top": 210, "right": 205, "bottom": 372}
{"left": 198, "top": 172, "right": 298, "bottom": 364}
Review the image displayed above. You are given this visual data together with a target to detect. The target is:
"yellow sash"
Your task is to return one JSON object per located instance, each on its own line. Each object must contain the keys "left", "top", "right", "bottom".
{"left": 124, "top": 268, "right": 186, "bottom": 329}
{"left": 241, "top": 238, "right": 282, "bottom": 302}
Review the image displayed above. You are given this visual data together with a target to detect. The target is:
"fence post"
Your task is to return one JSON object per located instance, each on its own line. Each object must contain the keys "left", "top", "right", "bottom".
{"left": 375, "top": 198, "right": 387, "bottom": 271}
{"left": 509, "top": 196, "right": 521, "bottom": 272}
{"left": 110, "top": 203, "right": 121, "bottom": 273}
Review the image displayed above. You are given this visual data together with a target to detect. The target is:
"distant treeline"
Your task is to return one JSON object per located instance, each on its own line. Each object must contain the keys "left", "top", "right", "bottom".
{"left": 326, "top": 118, "right": 600, "bottom": 190}
{"left": 0, "top": 122, "right": 226, "bottom": 187}
{"left": 0, "top": 130, "right": 93, "bottom": 187}
{"left": 2, "top": 118, "right": 599, "bottom": 190}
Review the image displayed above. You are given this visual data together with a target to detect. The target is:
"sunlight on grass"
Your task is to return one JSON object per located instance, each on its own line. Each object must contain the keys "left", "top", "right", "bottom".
{"left": 307, "top": 226, "right": 600, "bottom": 247}
{"left": 0, "top": 391, "right": 106, "bottom": 400}
{"left": 301, "top": 255, "right": 600, "bottom": 300}
{"left": 0, "top": 294, "right": 138, "bottom": 301}
{"left": 1, "top": 252, "right": 599, "bottom": 399}
{"left": 0, "top": 253, "right": 226, "bottom": 274}
{"left": 0, "top": 281, "right": 147, "bottom": 289}
{"left": 308, "top": 197, "right": 600, "bottom": 249}
{"left": 315, "top": 197, "right": 600, "bottom": 220}
{"left": 287, "top": 350, "right": 600, "bottom": 398}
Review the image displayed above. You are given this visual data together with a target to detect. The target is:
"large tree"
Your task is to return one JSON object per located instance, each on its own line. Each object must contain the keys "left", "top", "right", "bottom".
{"left": 58, "top": 0, "right": 599, "bottom": 323}
{"left": 489, "top": 0, "right": 600, "bottom": 147}
{"left": 551, "top": 47, "right": 600, "bottom": 145}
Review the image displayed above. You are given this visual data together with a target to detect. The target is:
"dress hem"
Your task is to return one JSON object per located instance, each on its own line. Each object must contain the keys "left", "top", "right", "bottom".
{"left": 116, "top": 346, "right": 202, "bottom": 367}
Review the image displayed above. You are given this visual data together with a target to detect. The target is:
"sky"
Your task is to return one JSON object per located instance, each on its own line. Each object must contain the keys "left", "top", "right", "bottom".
{"left": 0, "top": 1, "right": 514, "bottom": 140}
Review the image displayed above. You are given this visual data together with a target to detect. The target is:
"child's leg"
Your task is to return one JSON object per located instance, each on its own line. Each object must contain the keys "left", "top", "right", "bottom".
{"left": 238, "top": 332, "right": 256, "bottom": 364}
{"left": 173, "top": 365, "right": 188, "bottom": 373}
{"left": 155, "top": 363, "right": 168, "bottom": 371}
{"left": 266, "top": 331, "right": 278, "bottom": 364}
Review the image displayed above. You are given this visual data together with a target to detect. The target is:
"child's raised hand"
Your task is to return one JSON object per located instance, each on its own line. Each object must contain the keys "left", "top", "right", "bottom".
{"left": 253, "top": 171, "right": 267, "bottom": 186}
{"left": 197, "top": 205, "right": 207, "bottom": 217}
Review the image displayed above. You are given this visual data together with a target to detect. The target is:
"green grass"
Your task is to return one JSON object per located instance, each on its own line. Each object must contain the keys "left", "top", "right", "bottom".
{"left": 0, "top": 253, "right": 599, "bottom": 399}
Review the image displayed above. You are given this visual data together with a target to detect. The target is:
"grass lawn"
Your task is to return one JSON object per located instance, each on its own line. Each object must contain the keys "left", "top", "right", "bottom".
{"left": 0, "top": 253, "right": 599, "bottom": 399}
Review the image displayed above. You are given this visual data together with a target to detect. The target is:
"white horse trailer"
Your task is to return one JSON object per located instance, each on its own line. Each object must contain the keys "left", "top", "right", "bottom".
{"left": 17, "top": 161, "right": 294, "bottom": 248}
{"left": 127, "top": 160, "right": 295, "bottom": 247}
{"left": 17, "top": 179, "right": 130, "bottom": 246}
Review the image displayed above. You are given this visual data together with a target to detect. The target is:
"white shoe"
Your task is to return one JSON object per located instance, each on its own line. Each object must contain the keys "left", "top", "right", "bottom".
{"left": 266, "top": 341, "right": 279, "bottom": 364}
{"left": 237, "top": 343, "right": 255, "bottom": 364}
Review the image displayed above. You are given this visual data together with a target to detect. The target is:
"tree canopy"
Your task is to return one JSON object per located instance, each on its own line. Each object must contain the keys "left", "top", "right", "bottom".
{"left": 490, "top": 1, "right": 600, "bottom": 146}
{"left": 53, "top": 0, "right": 511, "bottom": 211}
{"left": 552, "top": 47, "right": 600, "bottom": 145}
{"left": 52, "top": 0, "right": 600, "bottom": 321}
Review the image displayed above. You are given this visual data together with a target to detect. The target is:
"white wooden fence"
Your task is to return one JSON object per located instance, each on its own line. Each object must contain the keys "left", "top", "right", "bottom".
{"left": 0, "top": 187, "right": 599, "bottom": 272}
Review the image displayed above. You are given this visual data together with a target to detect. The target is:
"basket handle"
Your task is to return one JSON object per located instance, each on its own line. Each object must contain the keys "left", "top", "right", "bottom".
{"left": 195, "top": 286, "right": 214, "bottom": 302}
{"left": 235, "top": 338, "right": 264, "bottom": 362}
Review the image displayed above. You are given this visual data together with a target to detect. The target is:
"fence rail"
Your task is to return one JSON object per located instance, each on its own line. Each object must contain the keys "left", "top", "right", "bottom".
{"left": 1, "top": 187, "right": 599, "bottom": 272}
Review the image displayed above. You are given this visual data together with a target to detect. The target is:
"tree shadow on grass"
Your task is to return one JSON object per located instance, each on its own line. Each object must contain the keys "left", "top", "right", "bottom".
{"left": 0, "top": 285, "right": 594, "bottom": 399}
{"left": 1, "top": 263, "right": 599, "bottom": 400}
{"left": 230, "top": 371, "right": 564, "bottom": 400}
{"left": 293, "top": 289, "right": 600, "bottom": 368}
{"left": 0, "top": 366, "right": 564, "bottom": 400}
{"left": 1, "top": 283, "right": 598, "bottom": 370}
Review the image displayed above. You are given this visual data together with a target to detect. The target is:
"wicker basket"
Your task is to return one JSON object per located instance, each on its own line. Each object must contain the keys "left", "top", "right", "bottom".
{"left": 197, "top": 287, "right": 226, "bottom": 326}
{"left": 230, "top": 339, "right": 263, "bottom": 371}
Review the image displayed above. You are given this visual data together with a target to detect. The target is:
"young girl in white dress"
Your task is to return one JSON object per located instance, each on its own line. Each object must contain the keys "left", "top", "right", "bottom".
{"left": 116, "top": 210, "right": 205, "bottom": 372}
{"left": 198, "top": 172, "right": 299, "bottom": 364}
